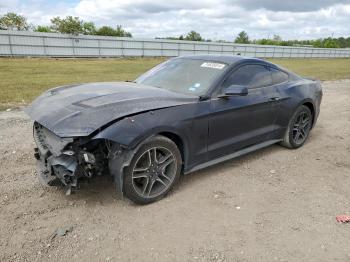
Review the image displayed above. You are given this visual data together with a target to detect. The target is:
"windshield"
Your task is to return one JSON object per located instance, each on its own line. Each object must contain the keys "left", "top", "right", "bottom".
{"left": 135, "top": 58, "right": 228, "bottom": 96}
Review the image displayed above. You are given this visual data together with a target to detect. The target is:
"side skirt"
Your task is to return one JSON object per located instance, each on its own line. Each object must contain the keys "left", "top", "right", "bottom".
{"left": 185, "top": 139, "right": 282, "bottom": 174}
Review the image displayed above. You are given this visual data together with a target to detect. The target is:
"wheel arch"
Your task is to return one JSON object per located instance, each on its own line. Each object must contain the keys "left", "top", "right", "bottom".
{"left": 106, "top": 129, "right": 187, "bottom": 197}
{"left": 291, "top": 98, "right": 315, "bottom": 128}
{"left": 129, "top": 130, "right": 187, "bottom": 170}
{"left": 157, "top": 131, "right": 186, "bottom": 170}
{"left": 301, "top": 100, "right": 316, "bottom": 128}
{"left": 93, "top": 116, "right": 189, "bottom": 193}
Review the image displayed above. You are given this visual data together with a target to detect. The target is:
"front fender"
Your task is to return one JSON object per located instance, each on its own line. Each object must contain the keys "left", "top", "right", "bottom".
{"left": 92, "top": 110, "right": 190, "bottom": 196}
{"left": 92, "top": 110, "right": 188, "bottom": 150}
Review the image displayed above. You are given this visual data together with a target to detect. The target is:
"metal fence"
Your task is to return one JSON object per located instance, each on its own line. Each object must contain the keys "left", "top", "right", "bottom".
{"left": 1, "top": 30, "right": 350, "bottom": 58}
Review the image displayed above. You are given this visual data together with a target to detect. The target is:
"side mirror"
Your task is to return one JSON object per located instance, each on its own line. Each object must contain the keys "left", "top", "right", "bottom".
{"left": 218, "top": 85, "right": 248, "bottom": 98}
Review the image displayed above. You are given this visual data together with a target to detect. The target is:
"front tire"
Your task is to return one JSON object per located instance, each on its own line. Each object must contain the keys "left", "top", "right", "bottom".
{"left": 281, "top": 105, "right": 312, "bottom": 149}
{"left": 123, "top": 135, "right": 182, "bottom": 205}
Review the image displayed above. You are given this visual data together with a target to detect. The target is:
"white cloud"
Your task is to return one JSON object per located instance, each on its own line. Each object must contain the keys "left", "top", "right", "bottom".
{"left": 1, "top": 0, "right": 349, "bottom": 40}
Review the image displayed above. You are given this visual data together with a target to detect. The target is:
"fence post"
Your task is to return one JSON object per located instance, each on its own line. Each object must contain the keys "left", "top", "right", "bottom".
{"left": 98, "top": 39, "right": 101, "bottom": 58}
{"left": 8, "top": 32, "right": 13, "bottom": 57}
{"left": 121, "top": 39, "right": 124, "bottom": 57}
{"left": 71, "top": 37, "right": 75, "bottom": 58}
{"left": 254, "top": 46, "right": 257, "bottom": 57}
{"left": 42, "top": 36, "right": 47, "bottom": 56}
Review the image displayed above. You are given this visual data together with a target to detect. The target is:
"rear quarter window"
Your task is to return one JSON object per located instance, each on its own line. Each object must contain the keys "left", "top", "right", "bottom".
{"left": 271, "top": 68, "right": 289, "bottom": 85}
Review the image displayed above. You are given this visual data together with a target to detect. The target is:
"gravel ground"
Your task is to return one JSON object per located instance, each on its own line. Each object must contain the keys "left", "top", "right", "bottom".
{"left": 0, "top": 80, "right": 350, "bottom": 262}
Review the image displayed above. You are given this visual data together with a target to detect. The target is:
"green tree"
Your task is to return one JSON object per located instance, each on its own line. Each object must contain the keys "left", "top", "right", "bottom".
{"left": 337, "top": 37, "right": 347, "bottom": 48}
{"left": 185, "top": 31, "right": 203, "bottom": 41}
{"left": 0, "top": 12, "right": 29, "bottom": 30}
{"left": 115, "top": 25, "right": 132, "bottom": 37}
{"left": 256, "top": 38, "right": 275, "bottom": 45}
{"left": 95, "top": 26, "right": 117, "bottom": 36}
{"left": 313, "top": 39, "right": 323, "bottom": 48}
{"left": 34, "top": 25, "right": 53, "bottom": 33}
{"left": 234, "top": 31, "right": 249, "bottom": 44}
{"left": 50, "top": 16, "right": 83, "bottom": 34}
{"left": 82, "top": 22, "right": 96, "bottom": 35}
{"left": 95, "top": 25, "right": 132, "bottom": 37}
{"left": 323, "top": 38, "right": 340, "bottom": 48}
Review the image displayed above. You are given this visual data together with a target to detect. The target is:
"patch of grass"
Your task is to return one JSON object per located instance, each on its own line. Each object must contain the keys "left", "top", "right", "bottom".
{"left": 0, "top": 57, "right": 349, "bottom": 106}
{"left": 267, "top": 58, "right": 350, "bottom": 80}
{"left": 0, "top": 57, "right": 165, "bottom": 105}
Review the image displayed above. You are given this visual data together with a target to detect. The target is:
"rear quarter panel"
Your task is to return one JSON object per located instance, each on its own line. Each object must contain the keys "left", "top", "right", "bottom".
{"left": 275, "top": 78, "right": 322, "bottom": 130}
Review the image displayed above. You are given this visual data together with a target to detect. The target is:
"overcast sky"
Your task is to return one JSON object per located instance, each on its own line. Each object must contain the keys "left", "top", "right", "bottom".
{"left": 1, "top": 0, "right": 350, "bottom": 40}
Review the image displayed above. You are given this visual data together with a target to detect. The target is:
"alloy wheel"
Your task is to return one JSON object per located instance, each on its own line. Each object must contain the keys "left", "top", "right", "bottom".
{"left": 132, "top": 147, "right": 176, "bottom": 198}
{"left": 292, "top": 111, "right": 311, "bottom": 145}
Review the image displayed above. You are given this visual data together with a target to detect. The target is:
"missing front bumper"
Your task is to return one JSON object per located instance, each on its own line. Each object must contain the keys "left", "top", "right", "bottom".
{"left": 36, "top": 150, "right": 79, "bottom": 188}
{"left": 32, "top": 122, "right": 117, "bottom": 195}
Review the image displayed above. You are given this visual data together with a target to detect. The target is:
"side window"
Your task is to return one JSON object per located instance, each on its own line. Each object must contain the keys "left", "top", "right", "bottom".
{"left": 222, "top": 65, "right": 272, "bottom": 89}
{"left": 271, "top": 68, "right": 289, "bottom": 85}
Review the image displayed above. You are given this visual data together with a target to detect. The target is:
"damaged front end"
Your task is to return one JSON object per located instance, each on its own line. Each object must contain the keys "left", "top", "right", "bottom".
{"left": 33, "top": 122, "right": 109, "bottom": 194}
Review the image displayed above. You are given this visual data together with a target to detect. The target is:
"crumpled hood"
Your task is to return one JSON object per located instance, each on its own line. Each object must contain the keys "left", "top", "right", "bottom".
{"left": 26, "top": 82, "right": 197, "bottom": 137}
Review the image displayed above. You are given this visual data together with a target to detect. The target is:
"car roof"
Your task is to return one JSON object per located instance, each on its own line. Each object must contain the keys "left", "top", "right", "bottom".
{"left": 178, "top": 55, "right": 265, "bottom": 66}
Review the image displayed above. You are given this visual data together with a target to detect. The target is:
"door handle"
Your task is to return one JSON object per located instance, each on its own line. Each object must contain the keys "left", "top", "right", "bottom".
{"left": 269, "top": 97, "right": 280, "bottom": 101}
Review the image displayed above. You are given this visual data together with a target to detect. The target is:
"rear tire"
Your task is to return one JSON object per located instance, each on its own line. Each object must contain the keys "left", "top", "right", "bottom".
{"left": 280, "top": 105, "right": 312, "bottom": 149}
{"left": 123, "top": 135, "right": 182, "bottom": 205}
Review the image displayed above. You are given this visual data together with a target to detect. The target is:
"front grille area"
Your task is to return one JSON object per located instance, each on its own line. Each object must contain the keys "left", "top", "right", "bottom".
{"left": 33, "top": 122, "right": 73, "bottom": 157}
{"left": 32, "top": 122, "right": 106, "bottom": 192}
{"left": 33, "top": 122, "right": 78, "bottom": 188}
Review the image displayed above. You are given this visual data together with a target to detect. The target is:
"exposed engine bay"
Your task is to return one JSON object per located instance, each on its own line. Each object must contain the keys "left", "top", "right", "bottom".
{"left": 33, "top": 122, "right": 112, "bottom": 194}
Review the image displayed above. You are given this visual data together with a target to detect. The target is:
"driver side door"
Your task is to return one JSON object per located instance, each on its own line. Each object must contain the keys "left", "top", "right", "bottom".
{"left": 207, "top": 64, "right": 279, "bottom": 160}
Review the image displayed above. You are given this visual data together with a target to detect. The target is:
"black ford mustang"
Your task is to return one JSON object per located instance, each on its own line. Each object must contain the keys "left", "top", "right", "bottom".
{"left": 27, "top": 55, "right": 322, "bottom": 204}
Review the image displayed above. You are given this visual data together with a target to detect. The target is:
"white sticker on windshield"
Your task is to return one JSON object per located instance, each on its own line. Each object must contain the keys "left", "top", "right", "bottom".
{"left": 201, "top": 62, "right": 226, "bottom": 70}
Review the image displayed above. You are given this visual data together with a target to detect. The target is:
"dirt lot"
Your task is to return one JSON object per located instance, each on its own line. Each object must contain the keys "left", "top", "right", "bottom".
{"left": 0, "top": 80, "right": 350, "bottom": 262}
